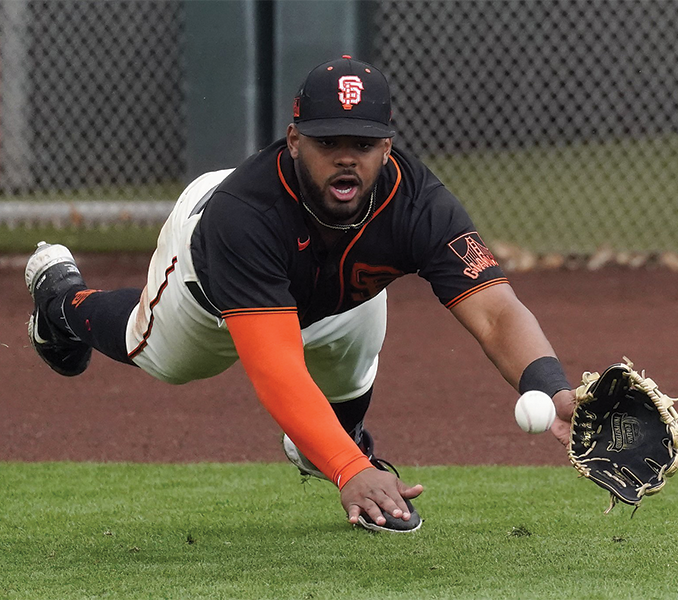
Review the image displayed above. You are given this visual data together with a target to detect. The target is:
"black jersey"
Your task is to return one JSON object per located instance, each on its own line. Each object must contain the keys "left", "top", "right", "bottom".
{"left": 190, "top": 138, "right": 508, "bottom": 329}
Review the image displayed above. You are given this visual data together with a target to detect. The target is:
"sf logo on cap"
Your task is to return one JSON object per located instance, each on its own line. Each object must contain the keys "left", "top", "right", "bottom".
{"left": 338, "top": 76, "right": 364, "bottom": 110}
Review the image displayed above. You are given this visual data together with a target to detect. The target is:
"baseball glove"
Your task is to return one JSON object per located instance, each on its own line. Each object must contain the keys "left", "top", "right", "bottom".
{"left": 568, "top": 358, "right": 678, "bottom": 513}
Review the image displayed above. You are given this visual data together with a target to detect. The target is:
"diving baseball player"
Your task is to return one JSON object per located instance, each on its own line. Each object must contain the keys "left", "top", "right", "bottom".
{"left": 25, "top": 56, "right": 576, "bottom": 532}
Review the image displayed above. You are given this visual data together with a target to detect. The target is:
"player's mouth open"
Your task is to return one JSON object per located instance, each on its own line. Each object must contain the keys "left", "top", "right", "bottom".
{"left": 330, "top": 178, "right": 359, "bottom": 202}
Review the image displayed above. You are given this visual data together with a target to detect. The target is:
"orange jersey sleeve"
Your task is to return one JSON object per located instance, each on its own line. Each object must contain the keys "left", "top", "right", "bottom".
{"left": 224, "top": 311, "right": 373, "bottom": 488}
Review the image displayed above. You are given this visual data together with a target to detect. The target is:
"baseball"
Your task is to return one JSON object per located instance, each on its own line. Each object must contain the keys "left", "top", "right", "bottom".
{"left": 514, "top": 390, "right": 556, "bottom": 434}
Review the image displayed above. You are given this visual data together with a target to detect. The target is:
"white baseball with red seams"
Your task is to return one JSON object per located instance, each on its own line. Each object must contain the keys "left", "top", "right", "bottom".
{"left": 514, "top": 390, "right": 556, "bottom": 434}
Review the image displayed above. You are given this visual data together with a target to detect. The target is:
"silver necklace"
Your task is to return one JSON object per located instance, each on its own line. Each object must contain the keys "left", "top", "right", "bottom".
{"left": 301, "top": 188, "right": 375, "bottom": 231}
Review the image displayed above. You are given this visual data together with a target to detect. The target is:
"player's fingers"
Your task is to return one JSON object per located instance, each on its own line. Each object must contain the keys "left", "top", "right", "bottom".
{"left": 346, "top": 503, "right": 362, "bottom": 524}
{"left": 376, "top": 483, "right": 420, "bottom": 520}
{"left": 340, "top": 469, "right": 420, "bottom": 523}
{"left": 553, "top": 389, "right": 576, "bottom": 421}
{"left": 346, "top": 501, "right": 386, "bottom": 526}
{"left": 398, "top": 482, "right": 424, "bottom": 500}
{"left": 374, "top": 495, "right": 406, "bottom": 520}
{"left": 550, "top": 417, "right": 570, "bottom": 446}
{"left": 347, "top": 485, "right": 407, "bottom": 523}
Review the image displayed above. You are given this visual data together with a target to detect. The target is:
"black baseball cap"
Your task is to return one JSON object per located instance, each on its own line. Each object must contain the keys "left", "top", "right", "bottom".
{"left": 293, "top": 55, "right": 396, "bottom": 138}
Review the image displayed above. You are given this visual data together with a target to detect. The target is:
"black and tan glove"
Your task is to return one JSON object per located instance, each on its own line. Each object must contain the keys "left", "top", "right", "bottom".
{"left": 568, "top": 358, "right": 678, "bottom": 512}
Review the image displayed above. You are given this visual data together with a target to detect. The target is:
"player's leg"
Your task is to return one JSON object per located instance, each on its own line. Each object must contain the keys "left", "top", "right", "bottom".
{"left": 61, "top": 287, "right": 142, "bottom": 364}
{"left": 25, "top": 168, "right": 236, "bottom": 380}
{"left": 330, "top": 386, "right": 373, "bottom": 441}
{"left": 123, "top": 170, "right": 240, "bottom": 384}
{"left": 124, "top": 248, "right": 240, "bottom": 384}
{"left": 302, "top": 290, "right": 387, "bottom": 402}
{"left": 304, "top": 289, "right": 387, "bottom": 441}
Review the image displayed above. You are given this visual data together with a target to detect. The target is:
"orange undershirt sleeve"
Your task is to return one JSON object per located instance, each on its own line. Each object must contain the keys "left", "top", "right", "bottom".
{"left": 224, "top": 311, "right": 374, "bottom": 489}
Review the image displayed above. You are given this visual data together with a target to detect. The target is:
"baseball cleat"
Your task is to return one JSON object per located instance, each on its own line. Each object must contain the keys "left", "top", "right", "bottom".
{"left": 283, "top": 428, "right": 422, "bottom": 532}
{"left": 282, "top": 433, "right": 329, "bottom": 480}
{"left": 25, "top": 241, "right": 92, "bottom": 376}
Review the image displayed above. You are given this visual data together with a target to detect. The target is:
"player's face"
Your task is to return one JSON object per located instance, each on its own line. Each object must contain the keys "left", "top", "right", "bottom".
{"left": 287, "top": 126, "right": 392, "bottom": 226}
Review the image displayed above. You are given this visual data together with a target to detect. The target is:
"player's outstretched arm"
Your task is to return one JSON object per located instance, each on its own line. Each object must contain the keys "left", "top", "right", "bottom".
{"left": 341, "top": 468, "right": 424, "bottom": 527}
{"left": 451, "top": 282, "right": 574, "bottom": 445}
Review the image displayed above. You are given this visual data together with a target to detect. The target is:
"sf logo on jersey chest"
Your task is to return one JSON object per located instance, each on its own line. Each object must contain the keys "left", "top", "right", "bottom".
{"left": 350, "top": 263, "right": 404, "bottom": 301}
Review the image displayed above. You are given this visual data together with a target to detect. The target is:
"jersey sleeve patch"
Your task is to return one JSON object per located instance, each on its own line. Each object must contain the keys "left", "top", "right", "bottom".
{"left": 447, "top": 232, "right": 500, "bottom": 280}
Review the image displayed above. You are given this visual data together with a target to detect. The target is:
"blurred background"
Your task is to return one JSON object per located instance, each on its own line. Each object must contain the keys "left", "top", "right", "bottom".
{"left": 1, "top": 0, "right": 678, "bottom": 260}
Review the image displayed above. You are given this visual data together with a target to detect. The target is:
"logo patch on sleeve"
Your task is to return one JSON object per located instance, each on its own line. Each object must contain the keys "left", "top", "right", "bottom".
{"left": 447, "top": 232, "right": 499, "bottom": 280}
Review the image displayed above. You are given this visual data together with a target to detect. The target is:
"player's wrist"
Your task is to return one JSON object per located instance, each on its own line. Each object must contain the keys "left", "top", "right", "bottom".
{"left": 336, "top": 459, "right": 375, "bottom": 490}
{"left": 519, "top": 356, "right": 571, "bottom": 398}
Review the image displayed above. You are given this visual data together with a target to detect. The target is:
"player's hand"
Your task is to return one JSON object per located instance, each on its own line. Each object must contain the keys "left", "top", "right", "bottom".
{"left": 340, "top": 467, "right": 423, "bottom": 527}
{"left": 550, "top": 388, "right": 576, "bottom": 446}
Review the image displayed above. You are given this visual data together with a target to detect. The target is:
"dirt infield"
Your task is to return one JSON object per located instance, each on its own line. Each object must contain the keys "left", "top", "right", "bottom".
{"left": 2, "top": 253, "right": 677, "bottom": 467}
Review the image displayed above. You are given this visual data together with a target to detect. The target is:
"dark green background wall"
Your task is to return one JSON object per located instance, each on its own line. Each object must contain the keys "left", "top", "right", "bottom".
{"left": 185, "top": 0, "right": 376, "bottom": 178}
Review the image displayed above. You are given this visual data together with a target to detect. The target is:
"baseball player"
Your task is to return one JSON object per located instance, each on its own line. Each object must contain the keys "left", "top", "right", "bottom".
{"left": 25, "top": 56, "right": 576, "bottom": 533}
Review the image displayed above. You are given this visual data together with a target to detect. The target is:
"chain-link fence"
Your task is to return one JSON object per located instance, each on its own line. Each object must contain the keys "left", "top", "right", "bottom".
{"left": 0, "top": 0, "right": 184, "bottom": 199}
{"left": 2, "top": 0, "right": 678, "bottom": 260}
{"left": 375, "top": 0, "right": 678, "bottom": 260}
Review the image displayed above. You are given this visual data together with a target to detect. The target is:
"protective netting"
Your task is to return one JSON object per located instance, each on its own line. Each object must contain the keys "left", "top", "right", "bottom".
{"left": 2, "top": 0, "right": 678, "bottom": 259}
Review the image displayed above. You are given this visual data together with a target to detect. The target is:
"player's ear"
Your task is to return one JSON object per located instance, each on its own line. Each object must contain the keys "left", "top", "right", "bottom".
{"left": 287, "top": 124, "right": 300, "bottom": 159}
{"left": 382, "top": 138, "right": 392, "bottom": 165}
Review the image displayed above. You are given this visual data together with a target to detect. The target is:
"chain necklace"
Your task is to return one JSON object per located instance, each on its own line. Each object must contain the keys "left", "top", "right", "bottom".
{"left": 301, "top": 187, "right": 375, "bottom": 231}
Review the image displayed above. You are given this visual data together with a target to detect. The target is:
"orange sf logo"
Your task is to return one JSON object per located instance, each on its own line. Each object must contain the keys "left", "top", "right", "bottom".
{"left": 338, "top": 76, "right": 364, "bottom": 110}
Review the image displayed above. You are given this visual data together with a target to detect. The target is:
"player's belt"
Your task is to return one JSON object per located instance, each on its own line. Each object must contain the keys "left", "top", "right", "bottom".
{"left": 185, "top": 281, "right": 221, "bottom": 318}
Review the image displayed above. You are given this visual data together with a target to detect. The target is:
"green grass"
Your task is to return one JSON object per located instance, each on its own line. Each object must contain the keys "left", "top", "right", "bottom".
{"left": 0, "top": 182, "right": 178, "bottom": 253}
{"left": 0, "top": 224, "right": 162, "bottom": 254}
{"left": 1, "top": 462, "right": 677, "bottom": 599}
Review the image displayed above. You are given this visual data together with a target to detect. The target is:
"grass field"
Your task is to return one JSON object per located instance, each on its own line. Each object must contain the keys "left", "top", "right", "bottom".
{"left": 0, "top": 224, "right": 162, "bottom": 255}
{"left": 1, "top": 462, "right": 677, "bottom": 599}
